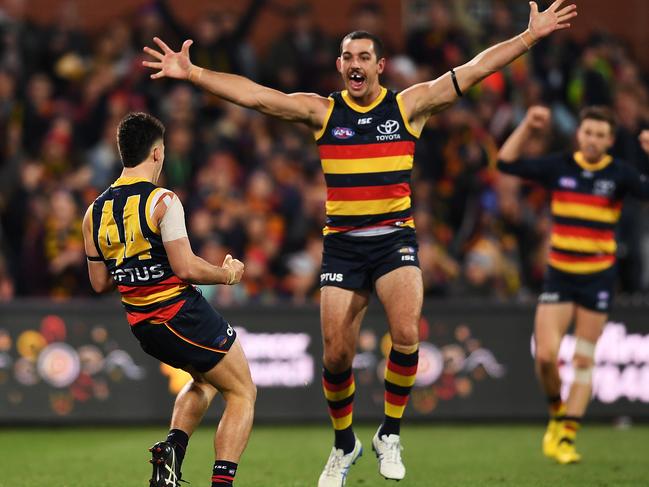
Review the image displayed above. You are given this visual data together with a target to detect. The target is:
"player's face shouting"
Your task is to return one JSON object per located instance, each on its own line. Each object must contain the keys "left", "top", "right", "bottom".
{"left": 576, "top": 119, "right": 614, "bottom": 163}
{"left": 337, "top": 38, "right": 385, "bottom": 99}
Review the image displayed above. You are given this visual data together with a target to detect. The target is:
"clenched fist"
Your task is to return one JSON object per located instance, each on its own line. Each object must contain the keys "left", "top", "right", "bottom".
{"left": 222, "top": 254, "right": 244, "bottom": 285}
{"left": 525, "top": 106, "right": 551, "bottom": 131}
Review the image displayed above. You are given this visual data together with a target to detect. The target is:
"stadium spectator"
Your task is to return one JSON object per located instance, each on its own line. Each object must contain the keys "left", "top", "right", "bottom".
{"left": 0, "top": 0, "right": 648, "bottom": 306}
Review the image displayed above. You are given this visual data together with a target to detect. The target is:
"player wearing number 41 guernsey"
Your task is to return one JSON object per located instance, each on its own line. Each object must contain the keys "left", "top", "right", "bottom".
{"left": 81, "top": 113, "right": 256, "bottom": 487}
{"left": 498, "top": 105, "right": 649, "bottom": 465}
{"left": 143, "top": 1, "right": 577, "bottom": 484}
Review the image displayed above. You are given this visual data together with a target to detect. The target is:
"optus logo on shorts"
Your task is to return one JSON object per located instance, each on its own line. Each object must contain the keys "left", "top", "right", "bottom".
{"left": 332, "top": 127, "right": 355, "bottom": 139}
{"left": 320, "top": 272, "right": 343, "bottom": 283}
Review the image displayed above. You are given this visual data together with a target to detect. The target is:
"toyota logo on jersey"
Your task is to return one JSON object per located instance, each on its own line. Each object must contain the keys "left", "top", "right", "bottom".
{"left": 377, "top": 120, "right": 400, "bottom": 135}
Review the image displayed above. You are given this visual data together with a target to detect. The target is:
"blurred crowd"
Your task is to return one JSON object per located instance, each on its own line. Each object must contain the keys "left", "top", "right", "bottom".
{"left": 1, "top": 0, "right": 648, "bottom": 305}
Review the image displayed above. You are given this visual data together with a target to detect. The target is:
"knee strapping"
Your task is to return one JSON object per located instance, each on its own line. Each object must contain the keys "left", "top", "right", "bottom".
{"left": 573, "top": 338, "right": 596, "bottom": 384}
{"left": 574, "top": 338, "right": 596, "bottom": 358}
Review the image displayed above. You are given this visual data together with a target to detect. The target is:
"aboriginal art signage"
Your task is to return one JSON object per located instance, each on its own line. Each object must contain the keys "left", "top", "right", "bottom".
{"left": 0, "top": 300, "right": 647, "bottom": 423}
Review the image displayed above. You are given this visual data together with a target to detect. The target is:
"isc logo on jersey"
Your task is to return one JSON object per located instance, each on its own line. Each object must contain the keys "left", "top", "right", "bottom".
{"left": 321, "top": 273, "right": 343, "bottom": 283}
{"left": 376, "top": 120, "right": 401, "bottom": 141}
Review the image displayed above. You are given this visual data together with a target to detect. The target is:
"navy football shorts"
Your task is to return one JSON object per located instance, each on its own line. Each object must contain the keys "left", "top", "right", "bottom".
{"left": 320, "top": 228, "right": 420, "bottom": 291}
{"left": 131, "top": 291, "right": 236, "bottom": 372}
{"left": 538, "top": 265, "right": 616, "bottom": 314}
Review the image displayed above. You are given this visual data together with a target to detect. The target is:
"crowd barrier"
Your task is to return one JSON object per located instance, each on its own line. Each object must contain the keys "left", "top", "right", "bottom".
{"left": 1, "top": 299, "right": 647, "bottom": 423}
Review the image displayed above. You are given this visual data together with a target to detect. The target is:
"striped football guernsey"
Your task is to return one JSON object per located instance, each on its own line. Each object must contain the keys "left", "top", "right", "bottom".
{"left": 315, "top": 87, "right": 421, "bottom": 235}
{"left": 91, "top": 177, "right": 195, "bottom": 324}
{"left": 498, "top": 151, "right": 649, "bottom": 274}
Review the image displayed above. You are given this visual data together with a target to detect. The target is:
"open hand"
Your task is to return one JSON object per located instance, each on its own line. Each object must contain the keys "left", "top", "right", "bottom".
{"left": 222, "top": 254, "right": 244, "bottom": 285}
{"left": 525, "top": 105, "right": 551, "bottom": 131}
{"left": 143, "top": 37, "right": 194, "bottom": 80}
{"left": 528, "top": 0, "right": 577, "bottom": 40}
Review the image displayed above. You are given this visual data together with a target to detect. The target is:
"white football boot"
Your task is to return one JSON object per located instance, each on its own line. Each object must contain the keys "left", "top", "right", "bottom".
{"left": 317, "top": 437, "right": 363, "bottom": 487}
{"left": 372, "top": 428, "right": 406, "bottom": 481}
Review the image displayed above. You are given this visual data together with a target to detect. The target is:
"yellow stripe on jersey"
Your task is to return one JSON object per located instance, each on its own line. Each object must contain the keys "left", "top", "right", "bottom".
{"left": 549, "top": 258, "right": 614, "bottom": 274}
{"left": 145, "top": 187, "right": 165, "bottom": 235}
{"left": 323, "top": 382, "right": 356, "bottom": 402}
{"left": 322, "top": 155, "right": 414, "bottom": 174}
{"left": 573, "top": 151, "right": 613, "bottom": 172}
{"left": 111, "top": 176, "right": 150, "bottom": 187}
{"left": 326, "top": 196, "right": 411, "bottom": 216}
{"left": 98, "top": 199, "right": 124, "bottom": 265}
{"left": 314, "top": 97, "right": 335, "bottom": 141}
{"left": 551, "top": 234, "right": 617, "bottom": 254}
{"left": 341, "top": 87, "right": 387, "bottom": 113}
{"left": 551, "top": 201, "right": 621, "bottom": 223}
{"left": 385, "top": 368, "right": 417, "bottom": 388}
{"left": 396, "top": 93, "right": 422, "bottom": 138}
{"left": 121, "top": 285, "right": 187, "bottom": 306}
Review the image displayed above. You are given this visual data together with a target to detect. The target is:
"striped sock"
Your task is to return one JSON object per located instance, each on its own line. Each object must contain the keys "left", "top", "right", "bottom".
{"left": 212, "top": 460, "right": 237, "bottom": 486}
{"left": 380, "top": 347, "right": 418, "bottom": 437}
{"left": 322, "top": 367, "right": 356, "bottom": 454}
{"left": 559, "top": 416, "right": 582, "bottom": 444}
{"left": 547, "top": 395, "right": 565, "bottom": 419}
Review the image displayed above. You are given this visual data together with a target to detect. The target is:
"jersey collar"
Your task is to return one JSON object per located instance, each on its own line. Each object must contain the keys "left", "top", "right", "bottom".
{"left": 573, "top": 151, "right": 613, "bottom": 172}
{"left": 341, "top": 86, "right": 387, "bottom": 113}
{"left": 111, "top": 176, "right": 150, "bottom": 187}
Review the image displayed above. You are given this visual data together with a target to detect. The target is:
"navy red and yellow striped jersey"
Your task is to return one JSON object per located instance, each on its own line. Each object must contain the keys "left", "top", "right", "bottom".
{"left": 90, "top": 177, "right": 195, "bottom": 324}
{"left": 315, "top": 87, "right": 421, "bottom": 235}
{"left": 498, "top": 151, "right": 649, "bottom": 274}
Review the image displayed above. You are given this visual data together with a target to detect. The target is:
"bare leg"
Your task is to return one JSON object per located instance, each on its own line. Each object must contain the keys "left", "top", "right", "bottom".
{"left": 566, "top": 306, "right": 606, "bottom": 417}
{"left": 320, "top": 286, "right": 369, "bottom": 372}
{"left": 375, "top": 266, "right": 422, "bottom": 352}
{"left": 200, "top": 339, "right": 256, "bottom": 462}
{"left": 534, "top": 303, "right": 575, "bottom": 399}
{"left": 170, "top": 374, "right": 218, "bottom": 436}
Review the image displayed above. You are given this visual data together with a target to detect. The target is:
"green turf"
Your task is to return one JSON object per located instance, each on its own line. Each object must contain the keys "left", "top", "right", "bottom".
{"left": 3, "top": 424, "right": 648, "bottom": 486}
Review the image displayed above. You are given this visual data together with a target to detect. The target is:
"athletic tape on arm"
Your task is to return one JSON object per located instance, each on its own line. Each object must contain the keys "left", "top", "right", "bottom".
{"left": 159, "top": 195, "right": 188, "bottom": 242}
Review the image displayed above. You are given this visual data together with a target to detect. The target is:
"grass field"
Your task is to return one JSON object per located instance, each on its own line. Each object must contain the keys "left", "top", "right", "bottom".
{"left": 4, "top": 423, "right": 648, "bottom": 487}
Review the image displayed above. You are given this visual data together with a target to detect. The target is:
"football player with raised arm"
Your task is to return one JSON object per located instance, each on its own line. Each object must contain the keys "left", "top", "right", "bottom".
{"left": 144, "top": 2, "right": 577, "bottom": 484}
{"left": 498, "top": 105, "right": 649, "bottom": 464}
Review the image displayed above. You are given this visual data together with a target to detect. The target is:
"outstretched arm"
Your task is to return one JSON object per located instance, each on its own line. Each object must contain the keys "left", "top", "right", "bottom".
{"left": 399, "top": 0, "right": 577, "bottom": 133}
{"left": 143, "top": 37, "right": 331, "bottom": 129}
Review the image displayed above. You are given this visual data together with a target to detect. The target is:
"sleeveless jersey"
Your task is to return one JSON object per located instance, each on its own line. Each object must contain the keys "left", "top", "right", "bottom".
{"left": 315, "top": 87, "right": 420, "bottom": 235}
{"left": 91, "top": 176, "right": 194, "bottom": 324}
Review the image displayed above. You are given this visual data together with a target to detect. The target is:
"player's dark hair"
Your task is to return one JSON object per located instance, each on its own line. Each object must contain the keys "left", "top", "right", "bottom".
{"left": 340, "top": 30, "right": 384, "bottom": 60}
{"left": 579, "top": 106, "right": 617, "bottom": 134}
{"left": 117, "top": 112, "right": 165, "bottom": 168}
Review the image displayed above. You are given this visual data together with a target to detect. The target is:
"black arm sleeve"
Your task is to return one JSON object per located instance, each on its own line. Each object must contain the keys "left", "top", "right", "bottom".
{"left": 621, "top": 163, "right": 649, "bottom": 200}
{"left": 497, "top": 153, "right": 564, "bottom": 186}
